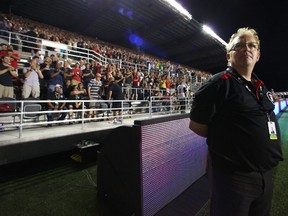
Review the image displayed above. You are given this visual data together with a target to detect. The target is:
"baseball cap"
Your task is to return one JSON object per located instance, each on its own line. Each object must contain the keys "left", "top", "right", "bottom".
{"left": 55, "top": 84, "right": 62, "bottom": 88}
{"left": 96, "top": 73, "right": 101, "bottom": 77}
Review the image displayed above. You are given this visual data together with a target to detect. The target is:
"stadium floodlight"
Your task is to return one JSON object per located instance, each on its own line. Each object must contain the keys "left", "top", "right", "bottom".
{"left": 202, "top": 25, "right": 227, "bottom": 47}
{"left": 160, "top": 0, "right": 192, "bottom": 21}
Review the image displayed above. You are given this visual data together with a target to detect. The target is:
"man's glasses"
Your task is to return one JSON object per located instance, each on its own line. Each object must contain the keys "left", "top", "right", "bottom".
{"left": 230, "top": 42, "right": 259, "bottom": 52}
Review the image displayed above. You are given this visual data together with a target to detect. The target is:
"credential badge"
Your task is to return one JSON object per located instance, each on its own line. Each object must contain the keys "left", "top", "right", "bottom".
{"left": 266, "top": 91, "right": 274, "bottom": 103}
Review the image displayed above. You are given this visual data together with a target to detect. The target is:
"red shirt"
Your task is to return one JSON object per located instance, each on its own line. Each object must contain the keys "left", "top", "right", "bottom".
{"left": 71, "top": 68, "right": 82, "bottom": 82}
{"left": 132, "top": 74, "right": 139, "bottom": 87}
{"left": 10, "top": 52, "right": 20, "bottom": 69}
{"left": 0, "top": 50, "right": 8, "bottom": 57}
{"left": 166, "top": 80, "right": 171, "bottom": 89}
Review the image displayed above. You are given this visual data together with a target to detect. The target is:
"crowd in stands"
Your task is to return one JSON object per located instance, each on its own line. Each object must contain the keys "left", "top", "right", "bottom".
{"left": 0, "top": 13, "right": 213, "bottom": 123}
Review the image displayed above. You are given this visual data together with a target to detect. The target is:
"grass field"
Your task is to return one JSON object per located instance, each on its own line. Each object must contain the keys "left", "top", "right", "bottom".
{"left": 271, "top": 110, "right": 288, "bottom": 216}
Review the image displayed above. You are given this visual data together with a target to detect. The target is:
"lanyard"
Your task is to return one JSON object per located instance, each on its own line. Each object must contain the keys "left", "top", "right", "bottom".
{"left": 227, "top": 68, "right": 272, "bottom": 122}
{"left": 226, "top": 68, "right": 277, "bottom": 139}
{"left": 227, "top": 68, "right": 263, "bottom": 102}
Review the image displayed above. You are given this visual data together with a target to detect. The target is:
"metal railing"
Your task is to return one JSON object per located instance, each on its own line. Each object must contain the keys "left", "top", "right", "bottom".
{"left": 0, "top": 97, "right": 193, "bottom": 138}
{"left": 0, "top": 29, "right": 147, "bottom": 71}
{"left": 0, "top": 29, "right": 208, "bottom": 85}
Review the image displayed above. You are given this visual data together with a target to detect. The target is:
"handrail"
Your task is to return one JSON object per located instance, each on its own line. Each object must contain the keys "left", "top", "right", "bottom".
{"left": 0, "top": 97, "right": 193, "bottom": 138}
{"left": 0, "top": 29, "right": 147, "bottom": 71}
{"left": 0, "top": 29, "right": 209, "bottom": 88}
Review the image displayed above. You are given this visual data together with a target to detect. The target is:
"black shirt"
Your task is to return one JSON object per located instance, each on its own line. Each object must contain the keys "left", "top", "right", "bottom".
{"left": 108, "top": 82, "right": 124, "bottom": 100}
{"left": 0, "top": 64, "right": 13, "bottom": 86}
{"left": 190, "top": 67, "right": 283, "bottom": 172}
{"left": 47, "top": 91, "right": 66, "bottom": 108}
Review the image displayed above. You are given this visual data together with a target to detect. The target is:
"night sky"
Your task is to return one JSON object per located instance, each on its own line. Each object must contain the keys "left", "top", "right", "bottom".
{"left": 180, "top": 0, "right": 288, "bottom": 91}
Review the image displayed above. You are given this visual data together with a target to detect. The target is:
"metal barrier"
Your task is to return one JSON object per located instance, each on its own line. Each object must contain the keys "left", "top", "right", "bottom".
{"left": 0, "top": 29, "right": 147, "bottom": 71}
{"left": 0, "top": 97, "right": 193, "bottom": 138}
{"left": 0, "top": 29, "right": 207, "bottom": 85}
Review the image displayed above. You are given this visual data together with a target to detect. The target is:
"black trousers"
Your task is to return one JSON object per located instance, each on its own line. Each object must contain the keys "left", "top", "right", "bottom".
{"left": 209, "top": 168, "right": 273, "bottom": 216}
{"left": 179, "top": 98, "right": 186, "bottom": 112}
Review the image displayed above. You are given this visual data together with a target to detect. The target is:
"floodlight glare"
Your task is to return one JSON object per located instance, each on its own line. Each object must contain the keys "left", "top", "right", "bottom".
{"left": 161, "top": 0, "right": 192, "bottom": 20}
{"left": 203, "top": 25, "right": 227, "bottom": 46}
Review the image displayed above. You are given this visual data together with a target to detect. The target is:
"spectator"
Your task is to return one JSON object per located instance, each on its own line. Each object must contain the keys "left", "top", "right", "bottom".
{"left": 123, "top": 68, "right": 132, "bottom": 100}
{"left": 3, "top": 13, "right": 215, "bottom": 104}
{"left": 92, "top": 61, "right": 101, "bottom": 75}
{"left": 49, "top": 54, "right": 58, "bottom": 68}
{"left": 23, "top": 25, "right": 38, "bottom": 53}
{"left": 107, "top": 76, "right": 125, "bottom": 123}
{"left": 62, "top": 59, "right": 73, "bottom": 81}
{"left": 22, "top": 58, "right": 44, "bottom": 99}
{"left": 48, "top": 61, "right": 65, "bottom": 93}
{"left": 39, "top": 56, "right": 52, "bottom": 100}
{"left": 140, "top": 79, "right": 151, "bottom": 100}
{"left": 87, "top": 73, "right": 103, "bottom": 120}
{"left": 159, "top": 75, "right": 167, "bottom": 92}
{"left": 79, "top": 58, "right": 86, "bottom": 71}
{"left": 7, "top": 45, "right": 20, "bottom": 78}
{"left": 0, "top": 55, "right": 18, "bottom": 98}
{"left": 114, "top": 69, "right": 124, "bottom": 87}
{"left": 0, "top": 15, "right": 11, "bottom": 34}
{"left": 32, "top": 50, "right": 44, "bottom": 64}
{"left": 46, "top": 84, "right": 67, "bottom": 125}
{"left": 63, "top": 79, "right": 73, "bottom": 99}
{"left": 67, "top": 85, "right": 84, "bottom": 123}
{"left": 0, "top": 43, "right": 8, "bottom": 56}
{"left": 177, "top": 79, "right": 188, "bottom": 113}
{"left": 131, "top": 70, "right": 140, "bottom": 100}
{"left": 166, "top": 76, "right": 172, "bottom": 93}
{"left": 71, "top": 62, "right": 82, "bottom": 86}
{"left": 171, "top": 91, "right": 180, "bottom": 111}
{"left": 82, "top": 63, "right": 94, "bottom": 90}
{"left": 77, "top": 82, "right": 87, "bottom": 99}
